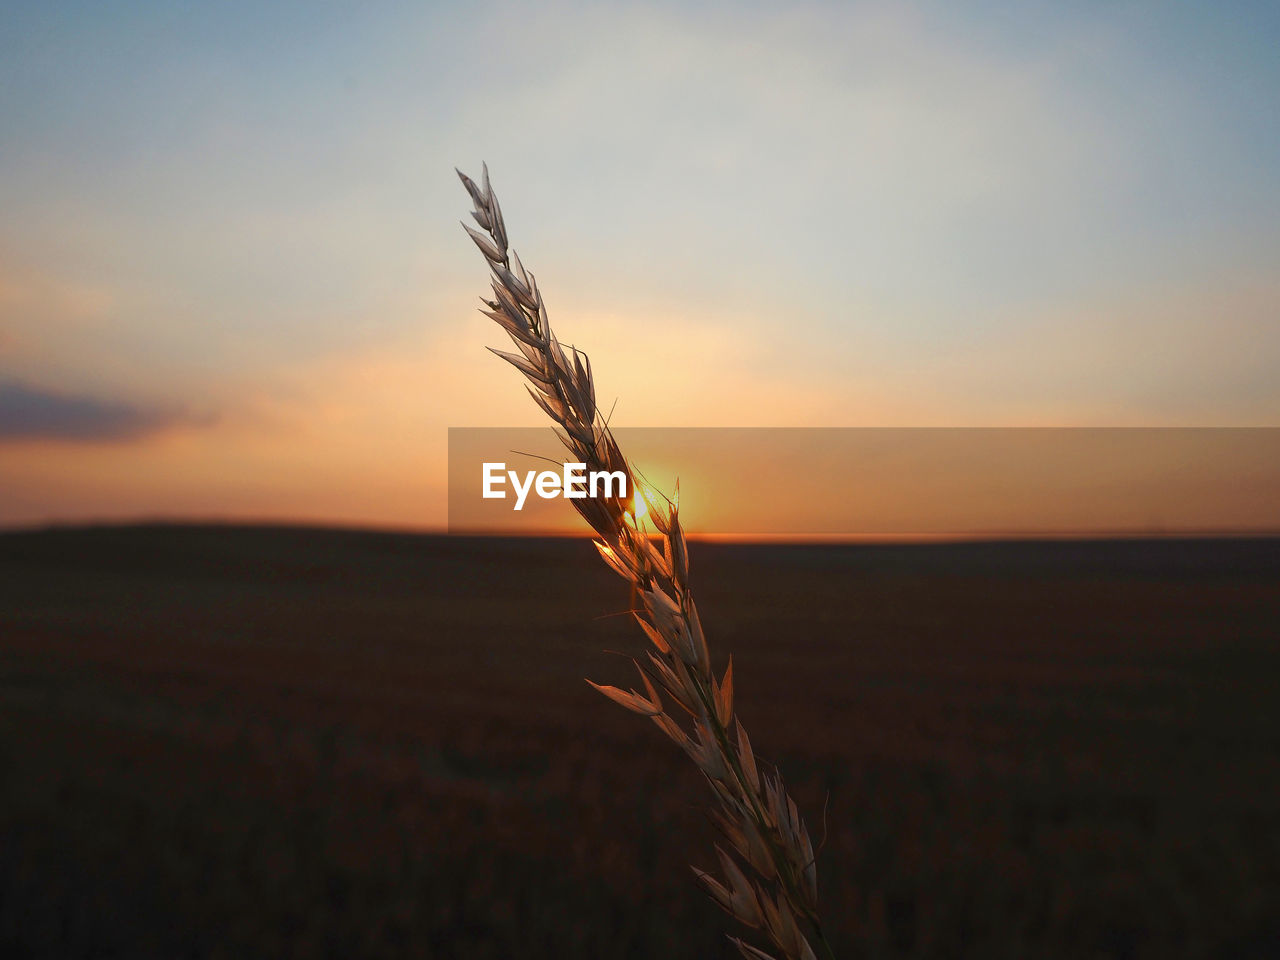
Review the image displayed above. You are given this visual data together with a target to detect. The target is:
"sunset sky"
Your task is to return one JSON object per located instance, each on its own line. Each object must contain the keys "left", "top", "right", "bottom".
{"left": 2, "top": 1, "right": 1277, "bottom": 532}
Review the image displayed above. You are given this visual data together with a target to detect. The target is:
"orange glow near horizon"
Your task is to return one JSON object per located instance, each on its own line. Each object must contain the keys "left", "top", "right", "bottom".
{"left": 440, "top": 427, "right": 1280, "bottom": 541}
{"left": 5, "top": 416, "right": 1280, "bottom": 541}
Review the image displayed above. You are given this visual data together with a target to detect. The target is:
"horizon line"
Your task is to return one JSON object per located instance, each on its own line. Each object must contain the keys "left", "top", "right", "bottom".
{"left": 4, "top": 516, "right": 1280, "bottom": 546}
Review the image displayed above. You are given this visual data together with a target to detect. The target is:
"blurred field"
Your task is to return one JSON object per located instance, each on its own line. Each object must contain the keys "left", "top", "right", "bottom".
{"left": 1, "top": 526, "right": 1277, "bottom": 959}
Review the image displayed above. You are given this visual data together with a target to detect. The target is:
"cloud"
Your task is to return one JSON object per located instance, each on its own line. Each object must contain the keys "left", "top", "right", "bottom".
{"left": 0, "top": 380, "right": 194, "bottom": 442}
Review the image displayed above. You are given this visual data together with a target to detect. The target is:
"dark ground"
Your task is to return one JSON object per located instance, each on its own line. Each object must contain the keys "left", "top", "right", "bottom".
{"left": 0, "top": 525, "right": 1277, "bottom": 959}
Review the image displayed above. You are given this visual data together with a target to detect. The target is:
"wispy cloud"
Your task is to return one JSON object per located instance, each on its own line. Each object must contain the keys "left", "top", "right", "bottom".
{"left": 0, "top": 380, "right": 196, "bottom": 443}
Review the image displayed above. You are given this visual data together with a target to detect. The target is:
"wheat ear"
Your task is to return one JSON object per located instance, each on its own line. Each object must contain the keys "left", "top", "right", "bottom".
{"left": 458, "top": 164, "right": 835, "bottom": 960}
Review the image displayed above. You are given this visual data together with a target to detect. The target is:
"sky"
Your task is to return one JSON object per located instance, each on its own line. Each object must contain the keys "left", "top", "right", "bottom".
{"left": 1, "top": 0, "right": 1277, "bottom": 532}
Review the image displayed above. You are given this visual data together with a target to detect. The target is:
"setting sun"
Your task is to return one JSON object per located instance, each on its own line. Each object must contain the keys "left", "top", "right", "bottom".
{"left": 630, "top": 482, "right": 651, "bottom": 524}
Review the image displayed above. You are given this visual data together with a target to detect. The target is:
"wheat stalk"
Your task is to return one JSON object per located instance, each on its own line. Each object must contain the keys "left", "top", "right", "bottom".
{"left": 457, "top": 164, "right": 835, "bottom": 960}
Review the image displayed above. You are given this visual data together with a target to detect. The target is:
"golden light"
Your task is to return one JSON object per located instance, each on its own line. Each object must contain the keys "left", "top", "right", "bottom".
{"left": 630, "top": 481, "right": 650, "bottom": 523}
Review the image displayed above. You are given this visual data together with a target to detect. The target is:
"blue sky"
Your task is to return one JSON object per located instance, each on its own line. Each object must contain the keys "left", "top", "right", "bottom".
{"left": 1, "top": 1, "right": 1277, "bottom": 527}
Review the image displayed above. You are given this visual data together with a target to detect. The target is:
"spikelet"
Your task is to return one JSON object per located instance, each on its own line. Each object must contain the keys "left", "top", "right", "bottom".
{"left": 458, "top": 165, "right": 834, "bottom": 960}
